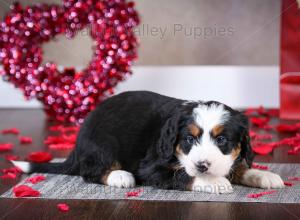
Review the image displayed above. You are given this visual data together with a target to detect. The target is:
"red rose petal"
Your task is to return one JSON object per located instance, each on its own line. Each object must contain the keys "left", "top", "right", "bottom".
{"left": 288, "top": 176, "right": 300, "bottom": 181}
{"left": 252, "top": 143, "right": 277, "bottom": 155}
{"left": 44, "top": 133, "right": 77, "bottom": 150}
{"left": 247, "top": 190, "right": 276, "bottom": 199}
{"left": 19, "top": 136, "right": 33, "bottom": 144}
{"left": 26, "top": 175, "right": 46, "bottom": 184}
{"left": 251, "top": 163, "right": 269, "bottom": 170}
{"left": 0, "top": 172, "right": 17, "bottom": 179}
{"left": 280, "top": 137, "right": 300, "bottom": 146}
{"left": 48, "top": 143, "right": 75, "bottom": 150}
{"left": 1, "top": 128, "right": 20, "bottom": 135}
{"left": 287, "top": 149, "right": 299, "bottom": 155}
{"left": 245, "top": 107, "right": 279, "bottom": 117}
{"left": 27, "top": 151, "right": 52, "bottom": 163}
{"left": 57, "top": 203, "right": 70, "bottom": 212}
{"left": 266, "top": 109, "right": 279, "bottom": 117}
{"left": 2, "top": 167, "right": 22, "bottom": 175}
{"left": 250, "top": 117, "right": 270, "bottom": 127}
{"left": 249, "top": 131, "right": 273, "bottom": 141}
{"left": 5, "top": 154, "right": 20, "bottom": 161}
{"left": 0, "top": 143, "right": 14, "bottom": 152}
{"left": 125, "top": 189, "right": 143, "bottom": 198}
{"left": 276, "top": 123, "right": 300, "bottom": 133}
{"left": 287, "top": 145, "right": 300, "bottom": 155}
{"left": 13, "top": 185, "right": 40, "bottom": 198}
{"left": 284, "top": 181, "right": 294, "bottom": 187}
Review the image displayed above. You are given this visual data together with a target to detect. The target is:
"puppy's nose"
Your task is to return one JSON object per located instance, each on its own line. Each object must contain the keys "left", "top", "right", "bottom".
{"left": 196, "top": 161, "right": 210, "bottom": 173}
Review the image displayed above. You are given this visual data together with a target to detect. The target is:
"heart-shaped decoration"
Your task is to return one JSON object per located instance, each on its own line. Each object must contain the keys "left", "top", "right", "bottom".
{"left": 0, "top": 1, "right": 139, "bottom": 123}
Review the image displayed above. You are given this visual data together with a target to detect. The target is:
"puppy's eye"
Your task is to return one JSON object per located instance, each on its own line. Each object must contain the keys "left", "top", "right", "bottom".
{"left": 216, "top": 136, "right": 227, "bottom": 146}
{"left": 186, "top": 135, "right": 195, "bottom": 145}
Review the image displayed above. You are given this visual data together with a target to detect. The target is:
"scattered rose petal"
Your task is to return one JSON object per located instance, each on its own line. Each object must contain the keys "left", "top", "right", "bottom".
{"left": 249, "top": 130, "right": 256, "bottom": 138}
{"left": 251, "top": 163, "right": 269, "bottom": 170}
{"left": 251, "top": 133, "right": 300, "bottom": 156}
{"left": 44, "top": 133, "right": 77, "bottom": 150}
{"left": 5, "top": 154, "right": 20, "bottom": 161}
{"left": 260, "top": 125, "right": 273, "bottom": 130}
{"left": 125, "top": 189, "right": 143, "bottom": 198}
{"left": 13, "top": 185, "right": 40, "bottom": 198}
{"left": 252, "top": 143, "right": 277, "bottom": 155}
{"left": 280, "top": 135, "right": 300, "bottom": 146}
{"left": 245, "top": 107, "right": 279, "bottom": 117}
{"left": 2, "top": 167, "right": 22, "bottom": 175}
{"left": 0, "top": 172, "right": 17, "bottom": 179}
{"left": 284, "top": 181, "right": 294, "bottom": 186}
{"left": 19, "top": 136, "right": 33, "bottom": 144}
{"left": 1, "top": 128, "right": 20, "bottom": 135}
{"left": 288, "top": 176, "right": 300, "bottom": 181}
{"left": 0, "top": 143, "right": 14, "bottom": 152}
{"left": 250, "top": 117, "right": 269, "bottom": 127}
{"left": 287, "top": 149, "right": 299, "bottom": 155}
{"left": 48, "top": 143, "right": 75, "bottom": 150}
{"left": 276, "top": 123, "right": 300, "bottom": 133}
{"left": 266, "top": 109, "right": 279, "bottom": 117}
{"left": 287, "top": 145, "right": 300, "bottom": 155}
{"left": 247, "top": 190, "right": 276, "bottom": 198}
{"left": 26, "top": 175, "right": 46, "bottom": 184}
{"left": 27, "top": 151, "right": 52, "bottom": 163}
{"left": 57, "top": 203, "right": 70, "bottom": 212}
{"left": 250, "top": 131, "right": 273, "bottom": 141}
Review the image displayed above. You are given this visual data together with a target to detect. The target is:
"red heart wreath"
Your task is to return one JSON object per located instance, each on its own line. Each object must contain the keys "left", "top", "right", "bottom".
{"left": 0, "top": 1, "right": 139, "bottom": 123}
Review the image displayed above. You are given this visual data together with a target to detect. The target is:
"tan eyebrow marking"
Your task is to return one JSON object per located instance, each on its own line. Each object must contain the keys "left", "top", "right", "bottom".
{"left": 188, "top": 124, "right": 202, "bottom": 137}
{"left": 211, "top": 124, "right": 224, "bottom": 137}
{"left": 175, "top": 144, "right": 183, "bottom": 155}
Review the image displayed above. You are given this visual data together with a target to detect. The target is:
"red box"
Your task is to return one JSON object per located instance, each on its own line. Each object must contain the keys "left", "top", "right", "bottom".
{"left": 280, "top": 0, "right": 300, "bottom": 119}
{"left": 280, "top": 73, "right": 300, "bottom": 119}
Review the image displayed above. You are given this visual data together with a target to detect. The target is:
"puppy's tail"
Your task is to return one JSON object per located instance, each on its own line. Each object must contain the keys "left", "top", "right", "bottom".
{"left": 11, "top": 151, "right": 77, "bottom": 175}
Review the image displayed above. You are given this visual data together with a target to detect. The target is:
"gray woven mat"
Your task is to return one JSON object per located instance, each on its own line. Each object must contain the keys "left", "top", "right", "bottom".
{"left": 1, "top": 163, "right": 300, "bottom": 203}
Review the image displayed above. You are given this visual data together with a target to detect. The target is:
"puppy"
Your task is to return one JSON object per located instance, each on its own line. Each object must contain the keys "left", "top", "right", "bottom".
{"left": 12, "top": 91, "right": 284, "bottom": 193}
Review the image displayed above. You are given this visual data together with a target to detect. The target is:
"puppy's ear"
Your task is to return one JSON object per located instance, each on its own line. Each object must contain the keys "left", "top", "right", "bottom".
{"left": 156, "top": 110, "right": 182, "bottom": 160}
{"left": 237, "top": 113, "right": 255, "bottom": 167}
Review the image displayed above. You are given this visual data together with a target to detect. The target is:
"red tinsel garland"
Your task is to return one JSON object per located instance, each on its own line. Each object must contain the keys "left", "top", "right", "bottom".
{"left": 0, "top": 1, "right": 139, "bottom": 123}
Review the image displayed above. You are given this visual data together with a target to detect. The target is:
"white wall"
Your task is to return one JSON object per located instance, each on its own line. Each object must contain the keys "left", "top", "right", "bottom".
{"left": 0, "top": 0, "right": 280, "bottom": 65}
{"left": 0, "top": 66, "right": 279, "bottom": 108}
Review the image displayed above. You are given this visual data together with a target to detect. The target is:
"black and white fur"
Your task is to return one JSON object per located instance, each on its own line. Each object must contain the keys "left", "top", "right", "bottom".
{"left": 12, "top": 91, "right": 284, "bottom": 193}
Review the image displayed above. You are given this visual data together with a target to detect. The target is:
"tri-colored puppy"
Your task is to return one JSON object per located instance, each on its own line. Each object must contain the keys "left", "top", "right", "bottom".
{"left": 12, "top": 91, "right": 284, "bottom": 193}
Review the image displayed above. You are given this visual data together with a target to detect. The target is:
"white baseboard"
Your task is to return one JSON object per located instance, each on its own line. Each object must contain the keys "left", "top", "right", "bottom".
{"left": 0, "top": 66, "right": 279, "bottom": 108}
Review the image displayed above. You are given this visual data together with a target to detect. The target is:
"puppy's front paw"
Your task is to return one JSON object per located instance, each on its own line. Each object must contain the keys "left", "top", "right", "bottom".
{"left": 192, "top": 176, "right": 233, "bottom": 194}
{"left": 106, "top": 170, "right": 136, "bottom": 188}
{"left": 241, "top": 169, "right": 284, "bottom": 189}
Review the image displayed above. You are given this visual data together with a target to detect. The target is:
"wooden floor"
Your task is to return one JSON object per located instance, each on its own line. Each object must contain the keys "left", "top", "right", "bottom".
{"left": 0, "top": 109, "right": 299, "bottom": 220}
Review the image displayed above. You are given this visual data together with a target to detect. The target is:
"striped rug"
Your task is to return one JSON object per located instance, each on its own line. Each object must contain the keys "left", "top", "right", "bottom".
{"left": 1, "top": 163, "right": 300, "bottom": 203}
